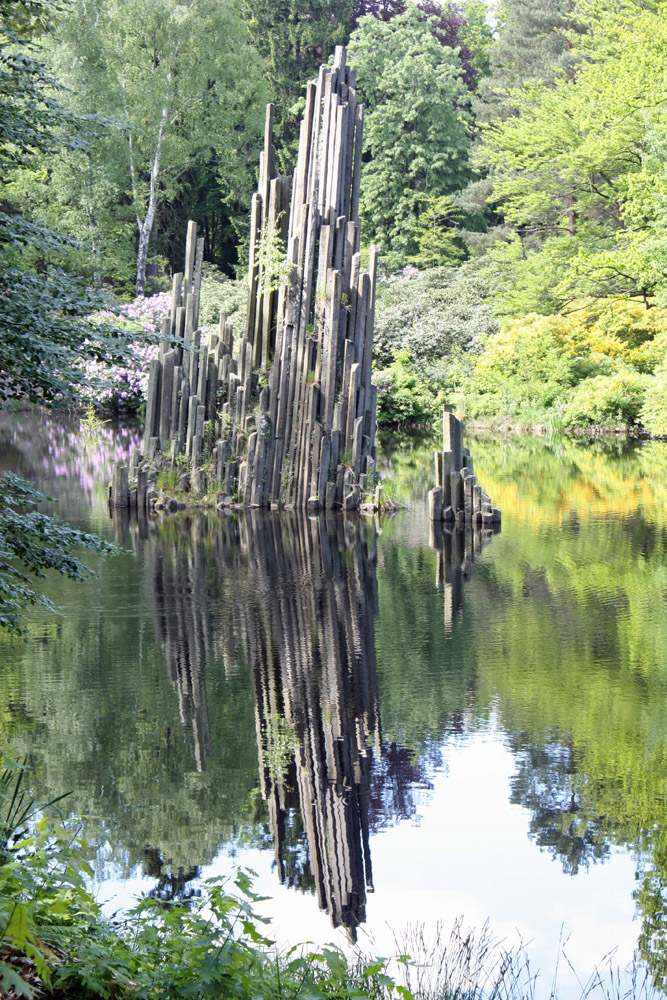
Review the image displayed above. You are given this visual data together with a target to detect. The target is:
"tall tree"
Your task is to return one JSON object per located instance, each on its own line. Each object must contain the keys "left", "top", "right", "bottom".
{"left": 38, "top": 0, "right": 267, "bottom": 295}
{"left": 0, "top": 0, "right": 125, "bottom": 631}
{"left": 475, "top": 0, "right": 667, "bottom": 313}
{"left": 458, "top": 0, "right": 579, "bottom": 250}
{"left": 0, "top": 0, "right": 133, "bottom": 404}
{"left": 475, "top": 0, "right": 577, "bottom": 123}
{"left": 349, "top": 3, "right": 472, "bottom": 269}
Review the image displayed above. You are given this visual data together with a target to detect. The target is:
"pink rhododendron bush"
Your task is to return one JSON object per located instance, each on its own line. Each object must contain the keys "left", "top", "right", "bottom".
{"left": 81, "top": 293, "right": 171, "bottom": 412}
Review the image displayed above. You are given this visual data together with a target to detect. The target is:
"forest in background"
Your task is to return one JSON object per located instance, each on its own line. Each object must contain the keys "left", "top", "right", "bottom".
{"left": 3, "top": 0, "right": 667, "bottom": 434}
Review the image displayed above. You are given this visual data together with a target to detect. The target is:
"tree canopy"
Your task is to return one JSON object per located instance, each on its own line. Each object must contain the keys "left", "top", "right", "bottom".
{"left": 5, "top": 0, "right": 667, "bottom": 434}
{"left": 22, "top": 0, "right": 268, "bottom": 294}
{"left": 0, "top": 0, "right": 134, "bottom": 404}
{"left": 349, "top": 3, "right": 472, "bottom": 270}
{"left": 474, "top": 0, "right": 667, "bottom": 314}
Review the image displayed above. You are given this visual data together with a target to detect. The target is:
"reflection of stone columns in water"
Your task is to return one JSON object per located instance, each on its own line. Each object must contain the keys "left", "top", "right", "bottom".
{"left": 111, "top": 506, "right": 150, "bottom": 547}
{"left": 250, "top": 514, "right": 381, "bottom": 942}
{"left": 130, "top": 509, "right": 381, "bottom": 938}
{"left": 430, "top": 520, "right": 500, "bottom": 636}
{"left": 113, "top": 507, "right": 215, "bottom": 771}
{"left": 138, "top": 516, "right": 224, "bottom": 772}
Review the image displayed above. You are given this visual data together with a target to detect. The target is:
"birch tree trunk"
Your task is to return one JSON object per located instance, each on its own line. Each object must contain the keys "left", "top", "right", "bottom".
{"left": 135, "top": 111, "right": 167, "bottom": 296}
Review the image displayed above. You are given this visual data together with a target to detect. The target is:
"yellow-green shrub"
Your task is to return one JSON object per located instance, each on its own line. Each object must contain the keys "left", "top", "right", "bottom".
{"left": 554, "top": 299, "right": 667, "bottom": 372}
{"left": 640, "top": 363, "right": 667, "bottom": 437}
{"left": 469, "top": 314, "right": 577, "bottom": 418}
{"left": 563, "top": 369, "right": 650, "bottom": 429}
{"left": 467, "top": 299, "right": 667, "bottom": 425}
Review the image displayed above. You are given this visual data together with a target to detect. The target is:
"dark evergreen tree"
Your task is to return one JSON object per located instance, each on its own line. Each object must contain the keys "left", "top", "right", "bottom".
{"left": 418, "top": 0, "right": 478, "bottom": 90}
{"left": 475, "top": 0, "right": 577, "bottom": 123}
{"left": 241, "top": 0, "right": 354, "bottom": 167}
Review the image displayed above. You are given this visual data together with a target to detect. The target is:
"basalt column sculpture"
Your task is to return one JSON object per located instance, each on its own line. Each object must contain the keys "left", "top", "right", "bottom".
{"left": 111, "top": 46, "right": 378, "bottom": 513}
{"left": 428, "top": 406, "right": 501, "bottom": 526}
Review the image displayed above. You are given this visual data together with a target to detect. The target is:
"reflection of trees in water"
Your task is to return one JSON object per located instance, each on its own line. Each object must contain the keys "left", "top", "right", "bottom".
{"left": 142, "top": 846, "right": 201, "bottom": 904}
{"left": 636, "top": 841, "right": 667, "bottom": 991}
{"left": 369, "top": 743, "right": 433, "bottom": 831}
{"left": 509, "top": 739, "right": 667, "bottom": 988}
{"left": 509, "top": 740, "right": 610, "bottom": 875}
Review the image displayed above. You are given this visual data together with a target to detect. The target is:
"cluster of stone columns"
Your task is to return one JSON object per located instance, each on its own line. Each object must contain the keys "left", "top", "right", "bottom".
{"left": 428, "top": 406, "right": 501, "bottom": 526}
{"left": 110, "top": 46, "right": 377, "bottom": 513}
{"left": 248, "top": 45, "right": 378, "bottom": 512}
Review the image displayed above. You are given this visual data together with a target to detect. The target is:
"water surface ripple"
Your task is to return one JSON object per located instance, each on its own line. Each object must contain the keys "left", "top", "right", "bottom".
{"left": 2, "top": 413, "right": 667, "bottom": 996}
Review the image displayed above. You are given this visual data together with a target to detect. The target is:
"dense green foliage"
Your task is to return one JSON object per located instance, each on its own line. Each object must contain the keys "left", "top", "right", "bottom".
{"left": 477, "top": 0, "right": 667, "bottom": 312}
{"left": 462, "top": 299, "right": 667, "bottom": 429}
{"left": 14, "top": 0, "right": 268, "bottom": 293}
{"left": 6, "top": 0, "right": 667, "bottom": 434}
{"left": 473, "top": 0, "right": 575, "bottom": 124}
{"left": 0, "top": 2, "right": 135, "bottom": 404}
{"left": 240, "top": 0, "right": 353, "bottom": 167}
{"left": 349, "top": 6, "right": 472, "bottom": 271}
{"left": 360, "top": 0, "right": 667, "bottom": 434}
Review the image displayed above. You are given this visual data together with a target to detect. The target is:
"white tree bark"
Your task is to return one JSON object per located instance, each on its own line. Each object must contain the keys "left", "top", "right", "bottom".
{"left": 135, "top": 110, "right": 166, "bottom": 296}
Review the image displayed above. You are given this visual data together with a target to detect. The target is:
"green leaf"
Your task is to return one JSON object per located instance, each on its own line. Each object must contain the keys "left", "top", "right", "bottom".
{"left": 0, "top": 961, "right": 36, "bottom": 999}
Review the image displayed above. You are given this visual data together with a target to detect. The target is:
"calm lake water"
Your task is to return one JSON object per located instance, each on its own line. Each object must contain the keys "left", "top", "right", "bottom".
{"left": 2, "top": 409, "right": 667, "bottom": 997}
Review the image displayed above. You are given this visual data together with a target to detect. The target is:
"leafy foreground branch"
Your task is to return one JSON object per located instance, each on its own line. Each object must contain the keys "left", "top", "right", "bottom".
{"left": 0, "top": 473, "right": 120, "bottom": 634}
{"left": 0, "top": 760, "right": 410, "bottom": 1000}
{"left": 0, "top": 763, "right": 659, "bottom": 1000}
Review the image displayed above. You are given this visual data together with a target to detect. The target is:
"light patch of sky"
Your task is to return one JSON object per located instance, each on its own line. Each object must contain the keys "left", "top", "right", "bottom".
{"left": 208, "top": 725, "right": 638, "bottom": 1000}
{"left": 93, "top": 723, "right": 641, "bottom": 1000}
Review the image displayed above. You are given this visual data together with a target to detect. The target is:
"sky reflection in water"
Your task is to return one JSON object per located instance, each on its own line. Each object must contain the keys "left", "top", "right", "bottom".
{"left": 2, "top": 412, "right": 667, "bottom": 996}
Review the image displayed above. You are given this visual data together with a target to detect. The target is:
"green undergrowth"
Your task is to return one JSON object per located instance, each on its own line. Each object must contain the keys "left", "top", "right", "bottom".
{"left": 0, "top": 759, "right": 412, "bottom": 1000}
{"left": 0, "top": 761, "right": 659, "bottom": 1000}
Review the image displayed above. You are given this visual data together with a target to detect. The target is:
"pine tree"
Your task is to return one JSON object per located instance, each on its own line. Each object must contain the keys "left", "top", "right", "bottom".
{"left": 475, "top": 0, "right": 577, "bottom": 123}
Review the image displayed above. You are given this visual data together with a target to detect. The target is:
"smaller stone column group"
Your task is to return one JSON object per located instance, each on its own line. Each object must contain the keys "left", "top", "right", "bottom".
{"left": 428, "top": 406, "right": 501, "bottom": 526}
